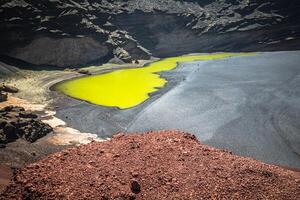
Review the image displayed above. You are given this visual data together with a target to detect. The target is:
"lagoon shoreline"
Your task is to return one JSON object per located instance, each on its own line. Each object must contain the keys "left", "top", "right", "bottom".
{"left": 1, "top": 51, "right": 300, "bottom": 194}
{"left": 51, "top": 51, "right": 300, "bottom": 169}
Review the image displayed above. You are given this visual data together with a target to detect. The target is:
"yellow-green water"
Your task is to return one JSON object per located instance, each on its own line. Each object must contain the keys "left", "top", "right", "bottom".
{"left": 54, "top": 53, "right": 252, "bottom": 109}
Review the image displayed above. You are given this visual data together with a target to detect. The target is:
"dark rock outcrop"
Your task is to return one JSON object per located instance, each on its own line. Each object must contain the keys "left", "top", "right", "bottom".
{"left": 0, "top": 106, "right": 53, "bottom": 146}
{"left": 76, "top": 69, "right": 91, "bottom": 75}
{"left": 0, "top": 0, "right": 299, "bottom": 67}
{"left": 0, "top": 92, "right": 7, "bottom": 102}
{"left": 0, "top": 84, "right": 19, "bottom": 93}
{"left": 0, "top": 84, "right": 18, "bottom": 103}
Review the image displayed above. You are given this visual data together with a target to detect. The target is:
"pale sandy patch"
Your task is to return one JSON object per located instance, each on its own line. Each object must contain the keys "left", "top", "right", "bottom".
{"left": 0, "top": 95, "right": 105, "bottom": 145}
{"left": 0, "top": 94, "right": 45, "bottom": 111}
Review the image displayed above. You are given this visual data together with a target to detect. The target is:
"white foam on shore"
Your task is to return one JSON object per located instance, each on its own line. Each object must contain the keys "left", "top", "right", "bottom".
{"left": 42, "top": 110, "right": 105, "bottom": 145}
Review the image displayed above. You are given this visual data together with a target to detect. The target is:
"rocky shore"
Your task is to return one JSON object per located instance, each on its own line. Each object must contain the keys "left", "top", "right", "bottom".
{"left": 1, "top": 130, "right": 299, "bottom": 199}
{"left": 0, "top": 84, "right": 53, "bottom": 148}
{"left": 0, "top": 93, "right": 105, "bottom": 192}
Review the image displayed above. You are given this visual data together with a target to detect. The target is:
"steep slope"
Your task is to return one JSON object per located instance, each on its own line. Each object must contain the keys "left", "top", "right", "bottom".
{"left": 0, "top": 62, "right": 18, "bottom": 77}
{"left": 0, "top": 0, "right": 299, "bottom": 67}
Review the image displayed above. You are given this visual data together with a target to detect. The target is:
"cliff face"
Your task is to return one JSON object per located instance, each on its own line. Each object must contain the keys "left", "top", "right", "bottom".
{"left": 0, "top": 0, "right": 299, "bottom": 67}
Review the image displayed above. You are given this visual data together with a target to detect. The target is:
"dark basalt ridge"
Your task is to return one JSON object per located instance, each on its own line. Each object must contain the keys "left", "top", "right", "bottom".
{"left": 0, "top": 0, "right": 300, "bottom": 68}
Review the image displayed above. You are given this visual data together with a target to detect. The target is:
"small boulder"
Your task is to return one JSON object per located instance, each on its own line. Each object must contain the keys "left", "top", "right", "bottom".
{"left": 77, "top": 69, "right": 91, "bottom": 75}
{"left": 0, "top": 119, "right": 7, "bottom": 128}
{"left": 130, "top": 180, "right": 141, "bottom": 194}
{"left": 22, "top": 121, "right": 53, "bottom": 143}
{"left": 18, "top": 119, "right": 30, "bottom": 127}
{"left": 1, "top": 106, "right": 14, "bottom": 112}
{"left": 19, "top": 111, "right": 38, "bottom": 119}
{"left": 0, "top": 92, "right": 7, "bottom": 102}
{"left": 3, "top": 123, "right": 18, "bottom": 142}
{"left": 11, "top": 106, "right": 25, "bottom": 112}
{"left": 0, "top": 84, "right": 19, "bottom": 93}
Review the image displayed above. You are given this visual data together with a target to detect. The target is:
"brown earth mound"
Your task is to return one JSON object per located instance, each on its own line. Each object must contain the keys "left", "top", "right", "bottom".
{"left": 1, "top": 130, "right": 299, "bottom": 199}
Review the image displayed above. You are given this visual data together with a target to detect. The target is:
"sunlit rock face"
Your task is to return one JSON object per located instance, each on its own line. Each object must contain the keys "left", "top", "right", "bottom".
{"left": 0, "top": 0, "right": 299, "bottom": 67}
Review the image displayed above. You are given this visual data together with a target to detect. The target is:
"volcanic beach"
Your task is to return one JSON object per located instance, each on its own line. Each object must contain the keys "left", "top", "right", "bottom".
{"left": 52, "top": 51, "right": 300, "bottom": 169}
{"left": 0, "top": 52, "right": 300, "bottom": 199}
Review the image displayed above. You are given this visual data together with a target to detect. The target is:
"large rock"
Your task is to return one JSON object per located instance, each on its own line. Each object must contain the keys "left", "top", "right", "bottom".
{"left": 21, "top": 120, "right": 53, "bottom": 143}
{"left": 0, "top": 84, "right": 19, "bottom": 93}
{"left": 0, "top": 92, "right": 7, "bottom": 102}
{"left": 2, "top": 123, "right": 18, "bottom": 142}
{"left": 0, "top": 106, "right": 53, "bottom": 145}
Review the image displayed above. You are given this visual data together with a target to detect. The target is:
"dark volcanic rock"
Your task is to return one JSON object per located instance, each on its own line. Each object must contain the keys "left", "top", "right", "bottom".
{"left": 21, "top": 120, "right": 52, "bottom": 143}
{"left": 0, "top": 0, "right": 299, "bottom": 67}
{"left": 1, "top": 106, "right": 24, "bottom": 112}
{"left": 0, "top": 84, "right": 19, "bottom": 93}
{"left": 0, "top": 106, "right": 52, "bottom": 145}
{"left": 0, "top": 92, "right": 7, "bottom": 102}
{"left": 3, "top": 123, "right": 18, "bottom": 142}
{"left": 18, "top": 111, "right": 38, "bottom": 119}
{"left": 76, "top": 69, "right": 91, "bottom": 75}
{"left": 131, "top": 180, "right": 141, "bottom": 194}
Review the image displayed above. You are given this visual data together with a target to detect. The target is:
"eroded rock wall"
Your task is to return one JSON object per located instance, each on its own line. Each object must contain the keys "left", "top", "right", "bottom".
{"left": 0, "top": 0, "right": 299, "bottom": 67}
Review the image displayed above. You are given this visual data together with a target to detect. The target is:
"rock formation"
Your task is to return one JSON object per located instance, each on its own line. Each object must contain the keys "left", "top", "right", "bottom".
{"left": 0, "top": 84, "right": 18, "bottom": 103}
{"left": 0, "top": 106, "right": 53, "bottom": 147}
{"left": 0, "top": 84, "right": 19, "bottom": 93}
{"left": 0, "top": 0, "right": 299, "bottom": 67}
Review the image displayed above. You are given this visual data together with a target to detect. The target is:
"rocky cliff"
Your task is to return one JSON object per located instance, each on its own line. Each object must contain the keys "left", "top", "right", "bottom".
{"left": 0, "top": 0, "right": 299, "bottom": 67}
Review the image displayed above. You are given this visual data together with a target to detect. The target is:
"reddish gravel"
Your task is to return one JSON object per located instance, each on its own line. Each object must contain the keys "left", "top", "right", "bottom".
{"left": 1, "top": 130, "right": 300, "bottom": 199}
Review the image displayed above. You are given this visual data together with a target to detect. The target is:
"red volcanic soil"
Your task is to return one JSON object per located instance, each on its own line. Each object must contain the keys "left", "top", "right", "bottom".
{"left": 1, "top": 130, "right": 300, "bottom": 199}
